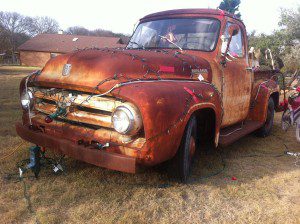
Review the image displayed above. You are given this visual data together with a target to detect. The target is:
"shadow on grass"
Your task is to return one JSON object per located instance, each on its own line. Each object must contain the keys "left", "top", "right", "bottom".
{"left": 39, "top": 122, "right": 296, "bottom": 191}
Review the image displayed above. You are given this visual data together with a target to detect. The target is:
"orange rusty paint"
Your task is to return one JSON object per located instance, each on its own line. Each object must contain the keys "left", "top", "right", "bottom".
{"left": 16, "top": 9, "right": 280, "bottom": 173}
{"left": 247, "top": 70, "right": 280, "bottom": 123}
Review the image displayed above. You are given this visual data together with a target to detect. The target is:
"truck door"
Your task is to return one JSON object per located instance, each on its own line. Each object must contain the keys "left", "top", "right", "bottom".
{"left": 221, "top": 22, "right": 252, "bottom": 127}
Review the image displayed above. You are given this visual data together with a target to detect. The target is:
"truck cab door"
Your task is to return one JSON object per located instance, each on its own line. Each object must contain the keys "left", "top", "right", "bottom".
{"left": 220, "top": 22, "right": 252, "bottom": 127}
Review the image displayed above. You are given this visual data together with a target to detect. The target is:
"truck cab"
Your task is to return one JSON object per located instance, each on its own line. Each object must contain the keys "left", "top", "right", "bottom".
{"left": 16, "top": 9, "right": 280, "bottom": 182}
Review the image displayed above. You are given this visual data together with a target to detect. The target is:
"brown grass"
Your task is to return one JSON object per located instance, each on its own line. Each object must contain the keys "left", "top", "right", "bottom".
{"left": 0, "top": 66, "right": 41, "bottom": 76}
{"left": 0, "top": 75, "right": 299, "bottom": 224}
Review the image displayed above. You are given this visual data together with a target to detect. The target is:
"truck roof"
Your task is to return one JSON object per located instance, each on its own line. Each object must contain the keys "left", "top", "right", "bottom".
{"left": 141, "top": 8, "right": 243, "bottom": 23}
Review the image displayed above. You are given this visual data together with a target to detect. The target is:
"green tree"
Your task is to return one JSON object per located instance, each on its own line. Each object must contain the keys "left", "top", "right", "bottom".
{"left": 218, "top": 0, "right": 241, "bottom": 18}
{"left": 279, "top": 7, "right": 300, "bottom": 39}
{"left": 279, "top": 7, "right": 300, "bottom": 71}
{"left": 283, "top": 44, "right": 300, "bottom": 71}
{"left": 248, "top": 7, "right": 300, "bottom": 71}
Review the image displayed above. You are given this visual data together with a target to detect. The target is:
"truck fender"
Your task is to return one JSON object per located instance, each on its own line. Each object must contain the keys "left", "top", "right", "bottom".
{"left": 184, "top": 103, "right": 221, "bottom": 148}
{"left": 116, "top": 80, "right": 222, "bottom": 165}
{"left": 248, "top": 79, "right": 280, "bottom": 123}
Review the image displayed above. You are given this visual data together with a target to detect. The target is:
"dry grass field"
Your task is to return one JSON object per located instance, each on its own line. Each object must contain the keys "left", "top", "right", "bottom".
{"left": 0, "top": 73, "right": 299, "bottom": 224}
{"left": 0, "top": 66, "right": 41, "bottom": 75}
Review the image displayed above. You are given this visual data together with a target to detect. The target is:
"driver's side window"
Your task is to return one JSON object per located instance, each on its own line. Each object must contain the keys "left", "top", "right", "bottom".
{"left": 225, "top": 22, "right": 244, "bottom": 57}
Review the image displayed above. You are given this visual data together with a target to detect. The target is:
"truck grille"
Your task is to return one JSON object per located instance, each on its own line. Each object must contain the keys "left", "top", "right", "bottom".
{"left": 33, "top": 87, "right": 123, "bottom": 129}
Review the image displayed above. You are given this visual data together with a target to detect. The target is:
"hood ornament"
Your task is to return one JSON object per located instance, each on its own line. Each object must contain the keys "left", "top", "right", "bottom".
{"left": 62, "top": 64, "right": 72, "bottom": 76}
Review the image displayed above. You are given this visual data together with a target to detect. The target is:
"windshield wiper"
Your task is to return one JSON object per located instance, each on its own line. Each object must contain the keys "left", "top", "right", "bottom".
{"left": 158, "top": 35, "right": 183, "bottom": 51}
{"left": 128, "top": 41, "right": 145, "bottom": 49}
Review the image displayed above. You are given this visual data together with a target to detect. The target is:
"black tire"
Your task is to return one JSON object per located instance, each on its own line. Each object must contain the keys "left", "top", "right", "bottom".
{"left": 281, "top": 109, "right": 291, "bottom": 131}
{"left": 172, "top": 115, "right": 197, "bottom": 183}
{"left": 256, "top": 98, "right": 275, "bottom": 137}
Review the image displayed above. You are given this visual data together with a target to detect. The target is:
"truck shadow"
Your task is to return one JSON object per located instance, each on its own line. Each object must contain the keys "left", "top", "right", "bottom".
{"left": 61, "top": 120, "right": 298, "bottom": 189}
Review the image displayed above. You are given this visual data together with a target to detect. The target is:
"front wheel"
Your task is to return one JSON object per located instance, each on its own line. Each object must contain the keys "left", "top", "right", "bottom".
{"left": 173, "top": 115, "right": 197, "bottom": 183}
{"left": 256, "top": 98, "right": 275, "bottom": 137}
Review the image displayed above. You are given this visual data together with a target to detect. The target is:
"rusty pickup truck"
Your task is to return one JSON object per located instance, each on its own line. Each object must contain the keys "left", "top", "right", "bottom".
{"left": 16, "top": 9, "right": 280, "bottom": 182}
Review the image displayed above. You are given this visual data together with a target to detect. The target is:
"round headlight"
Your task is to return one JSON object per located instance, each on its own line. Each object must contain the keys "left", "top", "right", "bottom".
{"left": 21, "top": 89, "right": 34, "bottom": 110}
{"left": 112, "top": 106, "right": 134, "bottom": 134}
{"left": 112, "top": 104, "right": 142, "bottom": 135}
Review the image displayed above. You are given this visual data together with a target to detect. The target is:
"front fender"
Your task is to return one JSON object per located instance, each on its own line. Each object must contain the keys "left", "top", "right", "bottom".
{"left": 116, "top": 80, "right": 222, "bottom": 165}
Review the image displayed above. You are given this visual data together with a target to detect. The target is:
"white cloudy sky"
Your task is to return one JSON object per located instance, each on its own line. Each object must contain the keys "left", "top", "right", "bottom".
{"left": 1, "top": 0, "right": 299, "bottom": 35}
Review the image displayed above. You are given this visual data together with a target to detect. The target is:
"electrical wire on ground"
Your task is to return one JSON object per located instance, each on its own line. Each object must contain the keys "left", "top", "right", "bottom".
{"left": 20, "top": 176, "right": 40, "bottom": 224}
{"left": 0, "top": 142, "right": 63, "bottom": 224}
{"left": 187, "top": 150, "right": 226, "bottom": 185}
{"left": 0, "top": 141, "right": 26, "bottom": 162}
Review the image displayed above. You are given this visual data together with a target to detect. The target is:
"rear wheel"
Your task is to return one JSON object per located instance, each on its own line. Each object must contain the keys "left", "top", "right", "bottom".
{"left": 173, "top": 115, "right": 197, "bottom": 183}
{"left": 281, "top": 109, "right": 291, "bottom": 131}
{"left": 296, "top": 122, "right": 300, "bottom": 142}
{"left": 256, "top": 98, "right": 275, "bottom": 137}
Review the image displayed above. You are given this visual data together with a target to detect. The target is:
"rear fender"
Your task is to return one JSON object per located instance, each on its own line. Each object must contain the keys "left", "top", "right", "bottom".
{"left": 248, "top": 78, "right": 279, "bottom": 123}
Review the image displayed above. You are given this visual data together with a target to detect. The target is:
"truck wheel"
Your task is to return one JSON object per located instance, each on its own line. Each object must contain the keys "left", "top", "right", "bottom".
{"left": 173, "top": 115, "right": 197, "bottom": 183}
{"left": 296, "top": 122, "right": 300, "bottom": 143}
{"left": 256, "top": 98, "right": 275, "bottom": 137}
{"left": 281, "top": 109, "right": 291, "bottom": 131}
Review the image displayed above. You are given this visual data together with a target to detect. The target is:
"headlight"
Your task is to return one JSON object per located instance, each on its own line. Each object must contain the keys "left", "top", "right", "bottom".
{"left": 21, "top": 89, "right": 34, "bottom": 110}
{"left": 112, "top": 103, "right": 142, "bottom": 135}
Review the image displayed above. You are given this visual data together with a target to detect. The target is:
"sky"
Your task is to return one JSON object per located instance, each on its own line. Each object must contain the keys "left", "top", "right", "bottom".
{"left": 0, "top": 0, "right": 299, "bottom": 35}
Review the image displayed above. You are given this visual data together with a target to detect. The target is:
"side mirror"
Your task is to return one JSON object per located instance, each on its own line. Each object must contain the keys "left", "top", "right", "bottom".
{"left": 228, "top": 24, "right": 239, "bottom": 37}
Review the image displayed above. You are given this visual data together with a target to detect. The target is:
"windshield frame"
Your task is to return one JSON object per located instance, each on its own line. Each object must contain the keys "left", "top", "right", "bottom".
{"left": 126, "top": 17, "right": 221, "bottom": 53}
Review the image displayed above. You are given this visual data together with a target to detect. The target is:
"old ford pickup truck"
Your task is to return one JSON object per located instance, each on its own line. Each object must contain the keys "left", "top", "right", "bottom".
{"left": 16, "top": 9, "right": 280, "bottom": 182}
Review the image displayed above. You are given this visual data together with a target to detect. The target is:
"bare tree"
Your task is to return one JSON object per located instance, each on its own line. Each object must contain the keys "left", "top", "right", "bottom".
{"left": 0, "top": 11, "right": 31, "bottom": 34}
{"left": 0, "top": 11, "right": 31, "bottom": 62}
{"left": 93, "top": 28, "right": 115, "bottom": 37}
{"left": 66, "top": 26, "right": 90, "bottom": 35}
{"left": 29, "top": 16, "right": 59, "bottom": 36}
{"left": 64, "top": 26, "right": 130, "bottom": 45}
{"left": 0, "top": 24, "right": 9, "bottom": 52}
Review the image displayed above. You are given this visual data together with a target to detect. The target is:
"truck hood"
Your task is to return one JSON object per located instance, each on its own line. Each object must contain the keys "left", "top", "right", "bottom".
{"left": 35, "top": 49, "right": 212, "bottom": 93}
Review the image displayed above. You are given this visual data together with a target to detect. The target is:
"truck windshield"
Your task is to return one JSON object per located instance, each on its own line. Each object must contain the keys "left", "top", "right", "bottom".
{"left": 127, "top": 18, "right": 220, "bottom": 52}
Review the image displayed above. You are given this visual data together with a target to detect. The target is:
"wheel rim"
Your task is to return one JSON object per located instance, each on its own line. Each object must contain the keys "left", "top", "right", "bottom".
{"left": 189, "top": 136, "right": 196, "bottom": 162}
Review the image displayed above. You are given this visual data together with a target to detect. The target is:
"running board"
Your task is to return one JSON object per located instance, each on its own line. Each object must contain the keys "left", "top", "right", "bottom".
{"left": 219, "top": 121, "right": 263, "bottom": 147}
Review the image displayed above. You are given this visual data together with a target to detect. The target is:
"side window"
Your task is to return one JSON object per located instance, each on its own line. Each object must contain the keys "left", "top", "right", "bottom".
{"left": 225, "top": 22, "right": 244, "bottom": 57}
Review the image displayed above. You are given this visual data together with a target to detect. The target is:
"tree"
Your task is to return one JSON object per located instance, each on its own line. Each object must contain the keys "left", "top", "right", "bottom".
{"left": 92, "top": 28, "right": 116, "bottom": 37}
{"left": 218, "top": 0, "right": 241, "bottom": 18}
{"left": 29, "top": 16, "right": 59, "bottom": 36}
{"left": 0, "top": 12, "right": 31, "bottom": 62}
{"left": 278, "top": 7, "right": 300, "bottom": 72}
{"left": 65, "top": 26, "right": 130, "bottom": 44}
{"left": 0, "top": 12, "right": 31, "bottom": 35}
{"left": 248, "top": 7, "right": 300, "bottom": 72}
{"left": 0, "top": 11, "right": 60, "bottom": 63}
{"left": 0, "top": 24, "right": 10, "bottom": 53}
{"left": 283, "top": 44, "right": 300, "bottom": 71}
{"left": 66, "top": 26, "right": 91, "bottom": 36}
{"left": 279, "top": 7, "right": 300, "bottom": 40}
{"left": 248, "top": 31, "right": 287, "bottom": 68}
